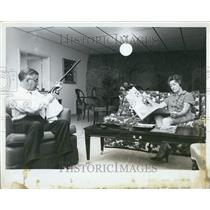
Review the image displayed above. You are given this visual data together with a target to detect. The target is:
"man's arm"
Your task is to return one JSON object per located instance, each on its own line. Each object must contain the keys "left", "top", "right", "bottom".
{"left": 8, "top": 93, "right": 54, "bottom": 114}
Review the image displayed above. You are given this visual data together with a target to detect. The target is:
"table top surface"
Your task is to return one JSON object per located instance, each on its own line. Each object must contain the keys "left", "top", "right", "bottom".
{"left": 84, "top": 124, "right": 204, "bottom": 139}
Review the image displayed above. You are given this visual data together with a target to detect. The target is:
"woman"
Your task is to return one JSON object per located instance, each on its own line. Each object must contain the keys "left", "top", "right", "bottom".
{"left": 147, "top": 74, "right": 195, "bottom": 162}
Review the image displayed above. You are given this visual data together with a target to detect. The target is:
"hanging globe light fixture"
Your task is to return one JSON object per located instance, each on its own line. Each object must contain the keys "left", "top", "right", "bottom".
{"left": 119, "top": 42, "right": 133, "bottom": 56}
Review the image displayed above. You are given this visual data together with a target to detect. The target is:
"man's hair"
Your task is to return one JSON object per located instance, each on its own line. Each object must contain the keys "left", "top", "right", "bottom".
{"left": 167, "top": 74, "right": 183, "bottom": 87}
{"left": 18, "top": 68, "right": 39, "bottom": 81}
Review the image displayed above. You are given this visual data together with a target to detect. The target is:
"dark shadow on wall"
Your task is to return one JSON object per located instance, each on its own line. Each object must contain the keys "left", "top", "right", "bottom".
{"left": 86, "top": 50, "right": 206, "bottom": 98}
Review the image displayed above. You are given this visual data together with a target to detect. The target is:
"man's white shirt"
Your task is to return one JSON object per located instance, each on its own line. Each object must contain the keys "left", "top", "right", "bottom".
{"left": 7, "top": 86, "right": 63, "bottom": 122}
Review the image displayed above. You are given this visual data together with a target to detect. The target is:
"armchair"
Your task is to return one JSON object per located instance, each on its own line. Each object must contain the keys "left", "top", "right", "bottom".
{"left": 75, "top": 88, "right": 120, "bottom": 123}
{"left": 6, "top": 107, "right": 78, "bottom": 169}
{"left": 75, "top": 88, "right": 87, "bottom": 120}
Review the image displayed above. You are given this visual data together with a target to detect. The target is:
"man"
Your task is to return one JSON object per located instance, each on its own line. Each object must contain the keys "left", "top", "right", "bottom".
{"left": 8, "top": 68, "right": 77, "bottom": 168}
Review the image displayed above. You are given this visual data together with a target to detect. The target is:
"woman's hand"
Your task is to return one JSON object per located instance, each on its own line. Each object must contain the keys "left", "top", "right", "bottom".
{"left": 170, "top": 111, "right": 180, "bottom": 118}
{"left": 142, "top": 95, "right": 153, "bottom": 106}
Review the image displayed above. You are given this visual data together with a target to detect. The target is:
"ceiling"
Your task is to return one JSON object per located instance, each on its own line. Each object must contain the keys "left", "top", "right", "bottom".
{"left": 15, "top": 27, "right": 206, "bottom": 55}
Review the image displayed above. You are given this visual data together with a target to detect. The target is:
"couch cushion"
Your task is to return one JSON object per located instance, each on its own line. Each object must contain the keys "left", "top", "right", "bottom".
{"left": 6, "top": 131, "right": 55, "bottom": 147}
{"left": 6, "top": 146, "right": 24, "bottom": 169}
{"left": 6, "top": 142, "right": 58, "bottom": 169}
{"left": 7, "top": 124, "right": 76, "bottom": 147}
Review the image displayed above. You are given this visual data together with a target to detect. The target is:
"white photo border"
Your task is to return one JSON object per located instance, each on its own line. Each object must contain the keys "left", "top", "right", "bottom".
{"left": 1, "top": 21, "right": 210, "bottom": 189}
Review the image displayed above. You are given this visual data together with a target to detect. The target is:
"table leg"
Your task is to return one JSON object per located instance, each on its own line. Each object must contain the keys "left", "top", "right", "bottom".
{"left": 85, "top": 132, "right": 90, "bottom": 160}
{"left": 100, "top": 137, "right": 104, "bottom": 154}
{"left": 93, "top": 111, "right": 96, "bottom": 124}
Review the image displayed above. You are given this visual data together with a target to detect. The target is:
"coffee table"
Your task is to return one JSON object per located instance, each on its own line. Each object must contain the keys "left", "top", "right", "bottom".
{"left": 84, "top": 125, "right": 205, "bottom": 161}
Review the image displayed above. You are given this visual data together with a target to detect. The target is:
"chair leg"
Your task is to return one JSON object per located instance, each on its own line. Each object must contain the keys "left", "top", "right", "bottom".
{"left": 106, "top": 106, "right": 108, "bottom": 115}
{"left": 76, "top": 108, "right": 80, "bottom": 121}
{"left": 96, "top": 111, "right": 99, "bottom": 122}
{"left": 93, "top": 111, "right": 96, "bottom": 124}
{"left": 88, "top": 109, "right": 90, "bottom": 122}
{"left": 83, "top": 108, "right": 86, "bottom": 120}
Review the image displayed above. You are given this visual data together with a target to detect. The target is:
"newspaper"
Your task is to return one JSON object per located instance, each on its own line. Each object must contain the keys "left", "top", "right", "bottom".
{"left": 126, "top": 87, "right": 165, "bottom": 120}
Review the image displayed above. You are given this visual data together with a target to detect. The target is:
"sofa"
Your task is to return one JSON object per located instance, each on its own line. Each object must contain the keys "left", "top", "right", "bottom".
{"left": 6, "top": 107, "right": 78, "bottom": 169}
{"left": 103, "top": 90, "right": 206, "bottom": 167}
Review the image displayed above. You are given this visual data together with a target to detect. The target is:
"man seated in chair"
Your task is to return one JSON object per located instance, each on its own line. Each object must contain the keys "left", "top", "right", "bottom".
{"left": 7, "top": 68, "right": 77, "bottom": 169}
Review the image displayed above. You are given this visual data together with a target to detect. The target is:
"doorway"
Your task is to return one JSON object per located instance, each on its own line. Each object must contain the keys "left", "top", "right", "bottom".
{"left": 19, "top": 51, "right": 50, "bottom": 91}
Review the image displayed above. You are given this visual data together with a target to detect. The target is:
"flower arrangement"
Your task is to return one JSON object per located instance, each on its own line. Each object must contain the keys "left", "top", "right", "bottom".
{"left": 193, "top": 116, "right": 206, "bottom": 127}
{"left": 192, "top": 116, "right": 206, "bottom": 138}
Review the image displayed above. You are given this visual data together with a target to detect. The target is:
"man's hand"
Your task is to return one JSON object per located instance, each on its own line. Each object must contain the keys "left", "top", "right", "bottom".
{"left": 51, "top": 82, "right": 63, "bottom": 94}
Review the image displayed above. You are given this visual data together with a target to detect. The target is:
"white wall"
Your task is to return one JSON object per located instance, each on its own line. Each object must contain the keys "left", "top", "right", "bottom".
{"left": 20, "top": 54, "right": 28, "bottom": 69}
{"left": 28, "top": 58, "right": 44, "bottom": 90}
{"left": 6, "top": 28, "right": 88, "bottom": 114}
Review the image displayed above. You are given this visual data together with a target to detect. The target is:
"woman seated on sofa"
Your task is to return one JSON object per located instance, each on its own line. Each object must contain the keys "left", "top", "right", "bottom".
{"left": 145, "top": 74, "right": 196, "bottom": 162}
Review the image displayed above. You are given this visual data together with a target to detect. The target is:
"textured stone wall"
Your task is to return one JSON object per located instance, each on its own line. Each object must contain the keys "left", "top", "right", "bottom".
{"left": 86, "top": 51, "right": 206, "bottom": 99}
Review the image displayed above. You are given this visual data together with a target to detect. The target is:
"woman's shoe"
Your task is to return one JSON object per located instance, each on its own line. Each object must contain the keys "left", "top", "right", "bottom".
{"left": 150, "top": 153, "right": 169, "bottom": 162}
{"left": 150, "top": 143, "right": 171, "bottom": 163}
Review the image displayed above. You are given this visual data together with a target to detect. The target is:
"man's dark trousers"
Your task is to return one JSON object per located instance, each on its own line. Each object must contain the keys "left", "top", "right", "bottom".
{"left": 13, "top": 115, "right": 74, "bottom": 168}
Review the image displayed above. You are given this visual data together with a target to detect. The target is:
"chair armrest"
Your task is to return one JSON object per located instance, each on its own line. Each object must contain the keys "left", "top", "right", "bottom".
{"left": 58, "top": 108, "right": 77, "bottom": 134}
{"left": 6, "top": 113, "right": 13, "bottom": 137}
{"left": 58, "top": 108, "right": 71, "bottom": 123}
{"left": 70, "top": 125, "right": 76, "bottom": 135}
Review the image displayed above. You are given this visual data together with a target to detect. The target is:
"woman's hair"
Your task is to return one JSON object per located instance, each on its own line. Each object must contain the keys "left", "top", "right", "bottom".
{"left": 18, "top": 68, "right": 39, "bottom": 81}
{"left": 167, "top": 74, "right": 183, "bottom": 87}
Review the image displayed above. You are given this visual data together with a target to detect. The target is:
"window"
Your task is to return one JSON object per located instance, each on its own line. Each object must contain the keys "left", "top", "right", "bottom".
{"left": 63, "top": 58, "right": 77, "bottom": 84}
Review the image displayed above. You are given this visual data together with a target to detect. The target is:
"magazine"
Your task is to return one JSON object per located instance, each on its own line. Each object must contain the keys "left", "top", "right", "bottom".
{"left": 150, "top": 126, "right": 177, "bottom": 134}
{"left": 126, "top": 87, "right": 167, "bottom": 120}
